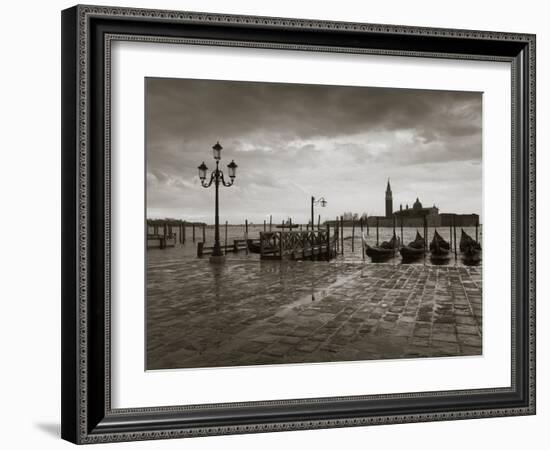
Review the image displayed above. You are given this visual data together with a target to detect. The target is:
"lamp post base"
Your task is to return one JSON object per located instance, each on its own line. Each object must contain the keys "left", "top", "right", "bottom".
{"left": 209, "top": 255, "right": 226, "bottom": 264}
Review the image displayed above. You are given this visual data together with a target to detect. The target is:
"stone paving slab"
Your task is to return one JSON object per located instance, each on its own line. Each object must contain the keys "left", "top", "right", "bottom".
{"left": 146, "top": 257, "right": 482, "bottom": 370}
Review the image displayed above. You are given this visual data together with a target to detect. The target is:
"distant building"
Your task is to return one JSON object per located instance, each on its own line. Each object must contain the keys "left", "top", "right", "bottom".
{"left": 365, "top": 180, "right": 480, "bottom": 227}
{"left": 440, "top": 213, "right": 480, "bottom": 227}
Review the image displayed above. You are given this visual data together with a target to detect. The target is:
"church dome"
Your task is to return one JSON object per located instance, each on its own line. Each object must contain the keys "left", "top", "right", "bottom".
{"left": 413, "top": 197, "right": 423, "bottom": 210}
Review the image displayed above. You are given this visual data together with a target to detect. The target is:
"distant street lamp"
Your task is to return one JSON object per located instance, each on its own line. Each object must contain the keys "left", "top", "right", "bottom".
{"left": 311, "top": 196, "right": 327, "bottom": 230}
{"left": 198, "top": 142, "right": 238, "bottom": 263}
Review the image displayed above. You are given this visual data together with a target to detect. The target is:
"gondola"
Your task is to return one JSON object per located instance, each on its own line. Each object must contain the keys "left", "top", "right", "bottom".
{"left": 365, "top": 234, "right": 399, "bottom": 263}
{"left": 274, "top": 224, "right": 300, "bottom": 229}
{"left": 459, "top": 229, "right": 481, "bottom": 252}
{"left": 459, "top": 229, "right": 482, "bottom": 266}
{"left": 429, "top": 229, "right": 451, "bottom": 264}
{"left": 275, "top": 219, "right": 300, "bottom": 229}
{"left": 399, "top": 231, "right": 426, "bottom": 263}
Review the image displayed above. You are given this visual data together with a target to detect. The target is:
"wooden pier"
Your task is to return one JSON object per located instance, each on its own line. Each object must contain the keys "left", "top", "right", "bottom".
{"left": 258, "top": 230, "right": 337, "bottom": 261}
{"left": 147, "top": 219, "right": 205, "bottom": 248}
{"left": 147, "top": 233, "right": 177, "bottom": 249}
{"left": 147, "top": 218, "right": 339, "bottom": 262}
{"left": 197, "top": 239, "right": 260, "bottom": 257}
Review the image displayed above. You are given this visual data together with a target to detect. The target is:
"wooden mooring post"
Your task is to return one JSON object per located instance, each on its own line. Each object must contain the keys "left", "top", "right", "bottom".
{"left": 476, "top": 216, "right": 479, "bottom": 243}
{"left": 423, "top": 216, "right": 427, "bottom": 251}
{"left": 269, "top": 215, "right": 272, "bottom": 231}
{"left": 335, "top": 217, "right": 339, "bottom": 253}
{"left": 351, "top": 219, "right": 355, "bottom": 252}
{"left": 202, "top": 223, "right": 206, "bottom": 243}
{"left": 326, "top": 222, "right": 331, "bottom": 259}
{"left": 376, "top": 217, "right": 379, "bottom": 246}
{"left": 400, "top": 216, "right": 404, "bottom": 246}
{"left": 245, "top": 219, "right": 249, "bottom": 255}
{"left": 224, "top": 221, "right": 228, "bottom": 255}
{"left": 360, "top": 218, "right": 366, "bottom": 261}
{"left": 423, "top": 216, "right": 428, "bottom": 265}
{"left": 340, "top": 216, "right": 344, "bottom": 255}
{"left": 263, "top": 220, "right": 266, "bottom": 232}
{"left": 449, "top": 223, "right": 453, "bottom": 251}
{"left": 192, "top": 224, "right": 195, "bottom": 242}
{"left": 453, "top": 216, "right": 458, "bottom": 261}
{"left": 159, "top": 223, "right": 167, "bottom": 249}
{"left": 318, "top": 214, "right": 321, "bottom": 231}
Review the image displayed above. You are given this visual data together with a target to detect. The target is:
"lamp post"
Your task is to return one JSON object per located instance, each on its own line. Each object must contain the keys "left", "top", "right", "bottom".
{"left": 311, "top": 196, "right": 327, "bottom": 230}
{"left": 198, "top": 142, "right": 238, "bottom": 263}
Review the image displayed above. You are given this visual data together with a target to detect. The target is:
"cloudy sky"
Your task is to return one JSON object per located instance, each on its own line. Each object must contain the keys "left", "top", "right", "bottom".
{"left": 146, "top": 78, "right": 482, "bottom": 224}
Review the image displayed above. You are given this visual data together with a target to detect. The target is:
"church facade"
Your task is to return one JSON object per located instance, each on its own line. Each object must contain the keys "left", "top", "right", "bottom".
{"left": 394, "top": 197, "right": 441, "bottom": 226}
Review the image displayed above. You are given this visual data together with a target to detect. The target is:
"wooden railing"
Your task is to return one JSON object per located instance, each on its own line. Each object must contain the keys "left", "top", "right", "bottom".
{"left": 259, "top": 230, "right": 337, "bottom": 260}
{"left": 197, "top": 239, "right": 258, "bottom": 257}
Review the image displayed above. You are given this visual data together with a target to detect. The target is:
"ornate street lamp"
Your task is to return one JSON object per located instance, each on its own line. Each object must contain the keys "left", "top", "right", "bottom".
{"left": 198, "top": 142, "right": 238, "bottom": 263}
{"left": 212, "top": 141, "right": 222, "bottom": 160}
{"left": 198, "top": 162, "right": 208, "bottom": 181}
{"left": 311, "top": 196, "right": 328, "bottom": 230}
{"left": 227, "top": 160, "right": 237, "bottom": 179}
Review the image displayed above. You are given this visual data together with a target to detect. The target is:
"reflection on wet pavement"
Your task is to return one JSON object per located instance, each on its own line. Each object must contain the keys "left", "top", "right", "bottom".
{"left": 147, "top": 253, "right": 482, "bottom": 370}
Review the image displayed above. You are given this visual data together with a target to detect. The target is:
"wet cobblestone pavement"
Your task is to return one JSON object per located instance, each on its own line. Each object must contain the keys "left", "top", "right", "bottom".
{"left": 146, "top": 254, "right": 482, "bottom": 370}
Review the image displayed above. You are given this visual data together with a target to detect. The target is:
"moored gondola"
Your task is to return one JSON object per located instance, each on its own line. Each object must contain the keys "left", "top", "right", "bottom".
{"left": 366, "top": 234, "right": 399, "bottom": 263}
{"left": 459, "top": 229, "right": 481, "bottom": 252}
{"left": 459, "top": 229, "right": 482, "bottom": 266}
{"left": 399, "top": 230, "right": 426, "bottom": 263}
{"left": 429, "top": 229, "right": 451, "bottom": 264}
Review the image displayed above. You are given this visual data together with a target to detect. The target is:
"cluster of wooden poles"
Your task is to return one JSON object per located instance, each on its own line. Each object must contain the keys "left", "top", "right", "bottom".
{"left": 149, "top": 214, "right": 334, "bottom": 249}
{"left": 330, "top": 216, "right": 370, "bottom": 256}
{"left": 149, "top": 214, "right": 480, "bottom": 262}
{"left": 148, "top": 221, "right": 206, "bottom": 244}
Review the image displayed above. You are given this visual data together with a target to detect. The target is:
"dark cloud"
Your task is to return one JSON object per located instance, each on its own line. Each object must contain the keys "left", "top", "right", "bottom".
{"left": 146, "top": 78, "right": 482, "bottom": 223}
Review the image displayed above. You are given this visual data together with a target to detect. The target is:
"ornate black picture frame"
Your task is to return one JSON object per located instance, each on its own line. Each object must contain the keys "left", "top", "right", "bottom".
{"left": 61, "top": 5, "right": 536, "bottom": 444}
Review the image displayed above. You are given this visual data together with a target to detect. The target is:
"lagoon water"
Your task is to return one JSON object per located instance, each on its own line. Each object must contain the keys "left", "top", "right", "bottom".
{"left": 147, "top": 224, "right": 482, "bottom": 266}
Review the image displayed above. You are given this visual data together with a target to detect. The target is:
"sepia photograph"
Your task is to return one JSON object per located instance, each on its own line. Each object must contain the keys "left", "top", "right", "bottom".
{"left": 145, "top": 77, "right": 483, "bottom": 371}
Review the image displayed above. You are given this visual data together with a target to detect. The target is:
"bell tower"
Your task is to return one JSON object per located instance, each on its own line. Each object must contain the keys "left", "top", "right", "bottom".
{"left": 385, "top": 179, "right": 393, "bottom": 218}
